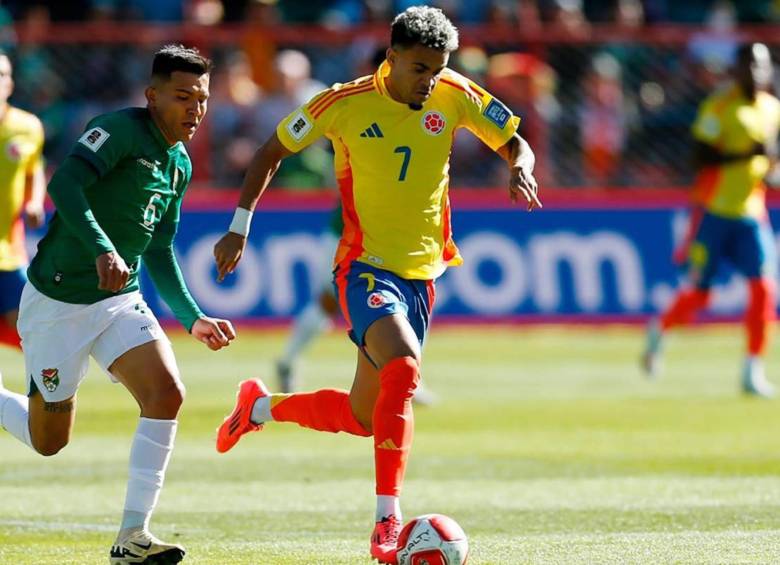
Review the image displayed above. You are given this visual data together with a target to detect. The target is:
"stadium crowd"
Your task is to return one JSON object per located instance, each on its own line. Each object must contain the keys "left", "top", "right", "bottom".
{"left": 2, "top": 0, "right": 780, "bottom": 188}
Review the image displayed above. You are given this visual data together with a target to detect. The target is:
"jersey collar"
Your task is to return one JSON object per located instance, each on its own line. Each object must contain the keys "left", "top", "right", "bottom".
{"left": 144, "top": 108, "right": 181, "bottom": 152}
{"left": 374, "top": 60, "right": 412, "bottom": 108}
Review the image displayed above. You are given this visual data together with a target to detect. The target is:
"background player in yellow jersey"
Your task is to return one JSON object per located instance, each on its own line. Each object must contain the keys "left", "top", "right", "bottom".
{"left": 0, "top": 51, "right": 45, "bottom": 351}
{"left": 213, "top": 6, "right": 539, "bottom": 563}
{"left": 643, "top": 43, "right": 780, "bottom": 397}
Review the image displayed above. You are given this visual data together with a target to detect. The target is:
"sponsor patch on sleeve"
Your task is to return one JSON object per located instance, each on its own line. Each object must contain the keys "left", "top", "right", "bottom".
{"left": 78, "top": 127, "right": 110, "bottom": 152}
{"left": 286, "top": 111, "right": 313, "bottom": 141}
{"left": 483, "top": 98, "right": 511, "bottom": 128}
{"left": 698, "top": 115, "right": 721, "bottom": 139}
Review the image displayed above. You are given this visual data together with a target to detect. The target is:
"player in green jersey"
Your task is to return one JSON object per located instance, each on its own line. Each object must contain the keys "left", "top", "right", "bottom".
{"left": 0, "top": 45, "right": 235, "bottom": 565}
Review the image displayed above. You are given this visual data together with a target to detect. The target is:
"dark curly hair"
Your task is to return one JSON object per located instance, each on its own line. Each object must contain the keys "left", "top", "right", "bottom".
{"left": 390, "top": 6, "right": 459, "bottom": 52}
{"left": 152, "top": 44, "right": 213, "bottom": 80}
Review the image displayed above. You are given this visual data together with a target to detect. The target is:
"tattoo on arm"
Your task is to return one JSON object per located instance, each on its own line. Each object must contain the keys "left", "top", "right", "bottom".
{"left": 43, "top": 401, "right": 74, "bottom": 413}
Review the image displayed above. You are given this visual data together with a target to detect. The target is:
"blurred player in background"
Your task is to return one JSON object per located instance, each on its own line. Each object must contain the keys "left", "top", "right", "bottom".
{"left": 274, "top": 202, "right": 343, "bottom": 392}
{"left": 0, "top": 51, "right": 45, "bottom": 351}
{"left": 643, "top": 42, "right": 780, "bottom": 397}
{"left": 214, "top": 7, "right": 539, "bottom": 563}
{"left": 0, "top": 45, "right": 236, "bottom": 564}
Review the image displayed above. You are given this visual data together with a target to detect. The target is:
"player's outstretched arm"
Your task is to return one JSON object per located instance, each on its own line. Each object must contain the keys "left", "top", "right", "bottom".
{"left": 692, "top": 140, "right": 769, "bottom": 169}
{"left": 497, "top": 133, "right": 541, "bottom": 211}
{"left": 214, "top": 132, "right": 294, "bottom": 282}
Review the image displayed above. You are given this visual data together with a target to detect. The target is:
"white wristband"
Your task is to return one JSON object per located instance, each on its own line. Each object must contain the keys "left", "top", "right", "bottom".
{"left": 228, "top": 207, "right": 253, "bottom": 237}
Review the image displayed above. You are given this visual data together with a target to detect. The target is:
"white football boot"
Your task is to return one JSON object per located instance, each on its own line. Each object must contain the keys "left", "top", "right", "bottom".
{"left": 742, "top": 357, "right": 776, "bottom": 398}
{"left": 109, "top": 528, "right": 185, "bottom": 564}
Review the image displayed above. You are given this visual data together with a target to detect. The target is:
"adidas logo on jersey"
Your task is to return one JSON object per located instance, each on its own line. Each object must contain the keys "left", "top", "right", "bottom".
{"left": 360, "top": 123, "right": 384, "bottom": 138}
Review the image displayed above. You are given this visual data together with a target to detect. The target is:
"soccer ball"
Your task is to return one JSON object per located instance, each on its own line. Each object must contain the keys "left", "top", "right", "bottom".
{"left": 396, "top": 514, "right": 469, "bottom": 565}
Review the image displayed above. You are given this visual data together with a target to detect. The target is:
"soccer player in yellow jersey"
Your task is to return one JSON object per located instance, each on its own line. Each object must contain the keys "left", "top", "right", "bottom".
{"left": 643, "top": 43, "right": 780, "bottom": 397}
{"left": 0, "top": 51, "right": 45, "bottom": 351}
{"left": 214, "top": 7, "right": 539, "bottom": 562}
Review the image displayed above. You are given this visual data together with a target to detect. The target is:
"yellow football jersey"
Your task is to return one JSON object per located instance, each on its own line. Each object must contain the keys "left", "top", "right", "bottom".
{"left": 277, "top": 61, "right": 520, "bottom": 279}
{"left": 691, "top": 84, "right": 780, "bottom": 219}
{"left": 0, "top": 106, "right": 44, "bottom": 270}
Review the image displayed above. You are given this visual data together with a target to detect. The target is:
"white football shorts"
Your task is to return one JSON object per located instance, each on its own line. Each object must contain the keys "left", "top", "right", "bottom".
{"left": 17, "top": 282, "right": 168, "bottom": 402}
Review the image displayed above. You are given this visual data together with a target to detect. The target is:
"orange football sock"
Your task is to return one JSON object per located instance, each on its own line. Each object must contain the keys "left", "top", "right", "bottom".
{"left": 746, "top": 278, "right": 775, "bottom": 356}
{"left": 373, "top": 356, "right": 420, "bottom": 497}
{"left": 270, "top": 388, "right": 371, "bottom": 437}
{"left": 660, "top": 288, "right": 711, "bottom": 330}
{"left": 0, "top": 319, "right": 21, "bottom": 349}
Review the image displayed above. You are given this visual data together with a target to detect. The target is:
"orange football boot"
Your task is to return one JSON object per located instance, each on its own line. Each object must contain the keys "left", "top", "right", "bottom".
{"left": 216, "top": 379, "right": 269, "bottom": 453}
{"left": 370, "top": 515, "right": 401, "bottom": 564}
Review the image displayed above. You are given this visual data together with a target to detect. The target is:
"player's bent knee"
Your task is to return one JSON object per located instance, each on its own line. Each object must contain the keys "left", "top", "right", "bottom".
{"left": 140, "top": 378, "right": 185, "bottom": 418}
{"left": 385, "top": 356, "right": 421, "bottom": 390}
{"left": 32, "top": 435, "right": 70, "bottom": 457}
{"left": 28, "top": 394, "right": 76, "bottom": 456}
{"left": 355, "top": 410, "right": 373, "bottom": 434}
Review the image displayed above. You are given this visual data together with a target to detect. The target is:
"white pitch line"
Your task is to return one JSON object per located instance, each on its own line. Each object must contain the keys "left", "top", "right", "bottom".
{"left": 0, "top": 519, "right": 209, "bottom": 534}
{"left": 0, "top": 519, "right": 116, "bottom": 532}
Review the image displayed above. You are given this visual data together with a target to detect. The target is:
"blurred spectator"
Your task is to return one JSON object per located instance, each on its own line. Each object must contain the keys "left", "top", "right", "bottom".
{"left": 0, "top": 5, "right": 15, "bottom": 53}
{"left": 276, "top": 0, "right": 334, "bottom": 23}
{"left": 487, "top": 52, "right": 559, "bottom": 184}
{"left": 579, "top": 53, "right": 630, "bottom": 186}
{"left": 209, "top": 50, "right": 263, "bottom": 185}
{"left": 211, "top": 48, "right": 332, "bottom": 188}
{"left": 221, "top": 0, "right": 253, "bottom": 22}
{"left": 687, "top": 0, "right": 740, "bottom": 76}
{"left": 543, "top": 0, "right": 590, "bottom": 35}
{"left": 603, "top": 0, "right": 649, "bottom": 91}
{"left": 544, "top": 0, "right": 594, "bottom": 185}
{"left": 515, "top": 0, "right": 543, "bottom": 31}
{"left": 123, "top": 0, "right": 185, "bottom": 22}
{"left": 189, "top": 0, "right": 226, "bottom": 25}
{"left": 7, "top": 0, "right": 92, "bottom": 21}
{"left": 448, "top": 46, "right": 498, "bottom": 186}
{"left": 240, "top": 0, "right": 281, "bottom": 93}
{"left": 253, "top": 49, "right": 326, "bottom": 139}
{"left": 256, "top": 50, "right": 331, "bottom": 188}
{"left": 6, "top": 0, "right": 780, "bottom": 189}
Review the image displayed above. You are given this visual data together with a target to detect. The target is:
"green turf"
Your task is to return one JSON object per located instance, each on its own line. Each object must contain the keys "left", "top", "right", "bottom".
{"left": 1, "top": 325, "right": 780, "bottom": 564}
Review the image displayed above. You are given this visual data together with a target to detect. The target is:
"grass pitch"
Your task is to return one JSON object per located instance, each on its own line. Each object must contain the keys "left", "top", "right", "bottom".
{"left": 1, "top": 325, "right": 780, "bottom": 564}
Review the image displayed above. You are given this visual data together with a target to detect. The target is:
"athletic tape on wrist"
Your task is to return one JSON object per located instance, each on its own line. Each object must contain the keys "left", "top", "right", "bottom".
{"left": 228, "top": 207, "right": 253, "bottom": 237}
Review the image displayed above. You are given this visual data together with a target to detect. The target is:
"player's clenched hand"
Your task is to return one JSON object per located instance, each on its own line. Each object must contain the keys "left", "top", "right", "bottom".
{"left": 24, "top": 202, "right": 45, "bottom": 229}
{"left": 214, "top": 232, "right": 247, "bottom": 282}
{"left": 96, "top": 251, "right": 130, "bottom": 292}
{"left": 509, "top": 165, "right": 542, "bottom": 211}
{"left": 191, "top": 316, "right": 236, "bottom": 351}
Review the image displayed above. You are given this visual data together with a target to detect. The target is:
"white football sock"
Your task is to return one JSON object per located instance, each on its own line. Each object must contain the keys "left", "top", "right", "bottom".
{"left": 0, "top": 386, "right": 33, "bottom": 449}
{"left": 119, "top": 418, "right": 177, "bottom": 533}
{"left": 250, "top": 395, "right": 273, "bottom": 425}
{"left": 376, "top": 495, "right": 401, "bottom": 521}
{"left": 279, "top": 303, "right": 332, "bottom": 366}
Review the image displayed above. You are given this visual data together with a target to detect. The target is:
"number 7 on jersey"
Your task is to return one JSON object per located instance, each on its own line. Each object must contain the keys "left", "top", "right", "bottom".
{"left": 394, "top": 146, "right": 411, "bottom": 181}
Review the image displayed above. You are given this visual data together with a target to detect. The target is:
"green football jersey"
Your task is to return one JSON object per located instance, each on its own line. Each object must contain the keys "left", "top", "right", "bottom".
{"left": 29, "top": 108, "right": 192, "bottom": 304}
